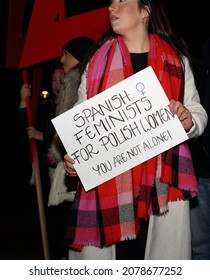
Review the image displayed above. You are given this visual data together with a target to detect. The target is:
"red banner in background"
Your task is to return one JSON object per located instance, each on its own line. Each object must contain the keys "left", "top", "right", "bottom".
{"left": 6, "top": 0, "right": 109, "bottom": 69}
{"left": 19, "top": 1, "right": 109, "bottom": 68}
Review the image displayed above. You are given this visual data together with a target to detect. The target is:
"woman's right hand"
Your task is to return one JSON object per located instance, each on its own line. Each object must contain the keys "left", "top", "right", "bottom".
{"left": 27, "top": 126, "right": 43, "bottom": 141}
{"left": 63, "top": 154, "right": 77, "bottom": 176}
{"left": 21, "top": 84, "right": 31, "bottom": 100}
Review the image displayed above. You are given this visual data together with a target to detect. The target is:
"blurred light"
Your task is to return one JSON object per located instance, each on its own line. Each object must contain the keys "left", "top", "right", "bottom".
{"left": 41, "top": 90, "right": 49, "bottom": 99}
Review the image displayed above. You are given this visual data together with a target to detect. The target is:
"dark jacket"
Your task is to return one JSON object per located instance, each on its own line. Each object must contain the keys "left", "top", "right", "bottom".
{"left": 191, "top": 38, "right": 210, "bottom": 177}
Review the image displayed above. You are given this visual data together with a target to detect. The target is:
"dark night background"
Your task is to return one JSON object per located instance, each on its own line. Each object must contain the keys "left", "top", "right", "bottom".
{"left": 0, "top": 1, "right": 210, "bottom": 260}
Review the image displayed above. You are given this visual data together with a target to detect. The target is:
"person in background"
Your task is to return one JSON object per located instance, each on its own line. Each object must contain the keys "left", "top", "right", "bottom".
{"left": 190, "top": 37, "right": 210, "bottom": 260}
{"left": 17, "top": 62, "right": 63, "bottom": 258}
{"left": 47, "top": 36, "right": 95, "bottom": 259}
{"left": 47, "top": 37, "right": 95, "bottom": 176}
{"left": 63, "top": 0, "right": 207, "bottom": 260}
{"left": 18, "top": 62, "right": 62, "bottom": 203}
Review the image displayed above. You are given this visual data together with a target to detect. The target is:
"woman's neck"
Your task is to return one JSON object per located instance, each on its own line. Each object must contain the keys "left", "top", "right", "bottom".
{"left": 123, "top": 32, "right": 150, "bottom": 54}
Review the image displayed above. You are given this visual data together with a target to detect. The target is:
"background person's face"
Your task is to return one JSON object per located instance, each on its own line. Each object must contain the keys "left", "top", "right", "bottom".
{"left": 60, "top": 51, "right": 79, "bottom": 74}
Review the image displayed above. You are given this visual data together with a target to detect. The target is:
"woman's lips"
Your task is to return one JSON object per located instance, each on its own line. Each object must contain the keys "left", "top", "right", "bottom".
{"left": 110, "top": 15, "right": 119, "bottom": 23}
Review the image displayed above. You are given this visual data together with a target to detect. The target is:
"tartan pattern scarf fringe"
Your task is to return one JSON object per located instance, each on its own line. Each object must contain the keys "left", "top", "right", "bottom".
{"left": 65, "top": 34, "right": 197, "bottom": 251}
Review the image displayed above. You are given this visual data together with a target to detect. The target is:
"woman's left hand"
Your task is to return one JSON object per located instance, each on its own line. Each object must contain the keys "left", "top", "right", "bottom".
{"left": 169, "top": 99, "right": 193, "bottom": 132}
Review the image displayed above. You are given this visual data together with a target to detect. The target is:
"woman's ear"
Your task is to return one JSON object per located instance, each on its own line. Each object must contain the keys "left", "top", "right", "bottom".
{"left": 142, "top": 5, "right": 151, "bottom": 19}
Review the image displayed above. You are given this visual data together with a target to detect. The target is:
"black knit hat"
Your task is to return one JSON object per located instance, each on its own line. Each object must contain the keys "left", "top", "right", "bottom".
{"left": 63, "top": 36, "right": 95, "bottom": 62}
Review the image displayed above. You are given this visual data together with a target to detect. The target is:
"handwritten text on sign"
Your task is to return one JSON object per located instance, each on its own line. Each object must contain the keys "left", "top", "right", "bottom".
{"left": 52, "top": 66, "right": 188, "bottom": 191}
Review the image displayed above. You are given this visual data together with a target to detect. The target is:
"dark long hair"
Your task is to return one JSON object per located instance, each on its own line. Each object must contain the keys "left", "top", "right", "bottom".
{"left": 80, "top": 0, "right": 194, "bottom": 76}
{"left": 143, "top": 0, "right": 193, "bottom": 70}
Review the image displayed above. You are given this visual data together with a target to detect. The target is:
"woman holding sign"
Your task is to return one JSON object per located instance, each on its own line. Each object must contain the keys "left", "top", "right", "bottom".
{"left": 63, "top": 0, "right": 207, "bottom": 260}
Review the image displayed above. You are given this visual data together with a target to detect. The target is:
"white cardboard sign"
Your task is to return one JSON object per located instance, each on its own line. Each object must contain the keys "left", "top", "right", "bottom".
{"left": 52, "top": 66, "right": 188, "bottom": 191}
